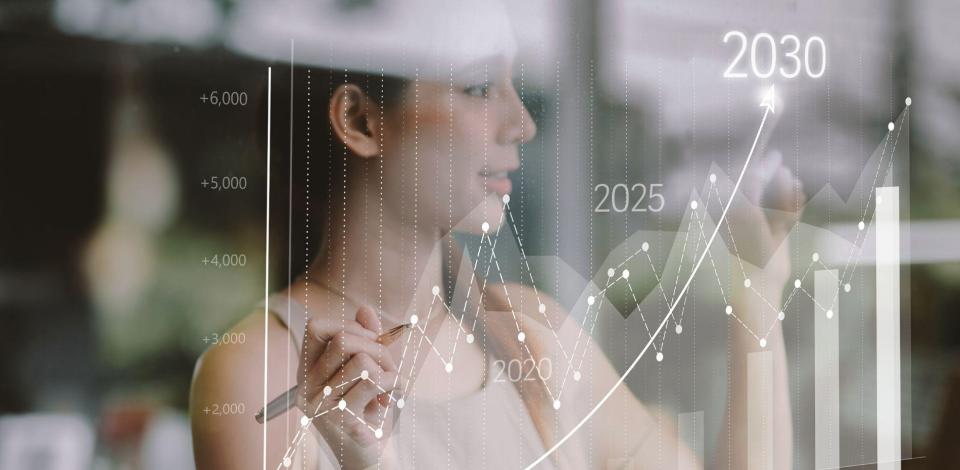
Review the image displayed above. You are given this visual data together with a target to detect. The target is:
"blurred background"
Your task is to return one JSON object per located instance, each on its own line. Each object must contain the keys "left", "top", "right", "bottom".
{"left": 1, "top": 0, "right": 958, "bottom": 468}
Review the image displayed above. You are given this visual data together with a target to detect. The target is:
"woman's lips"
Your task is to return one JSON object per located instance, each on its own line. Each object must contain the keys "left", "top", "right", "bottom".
{"left": 482, "top": 174, "right": 512, "bottom": 196}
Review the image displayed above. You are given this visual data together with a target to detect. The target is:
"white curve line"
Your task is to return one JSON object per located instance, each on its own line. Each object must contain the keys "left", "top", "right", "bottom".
{"left": 523, "top": 101, "right": 774, "bottom": 470}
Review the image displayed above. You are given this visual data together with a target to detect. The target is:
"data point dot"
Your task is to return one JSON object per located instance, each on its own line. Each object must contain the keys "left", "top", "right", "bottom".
{"left": 858, "top": 221, "right": 865, "bottom": 231}
{"left": 905, "top": 97, "right": 912, "bottom": 106}
{"left": 794, "top": 279, "right": 802, "bottom": 289}
{"left": 710, "top": 173, "right": 717, "bottom": 183}
{"left": 466, "top": 333, "right": 475, "bottom": 343}
{"left": 375, "top": 429, "right": 383, "bottom": 439}
{"left": 656, "top": 352, "right": 664, "bottom": 362}
{"left": 445, "top": 363, "right": 453, "bottom": 373}
{"left": 888, "top": 122, "right": 895, "bottom": 131}
{"left": 607, "top": 268, "right": 616, "bottom": 278}
{"left": 338, "top": 399, "right": 347, "bottom": 410}
{"left": 622, "top": 269, "right": 630, "bottom": 279}
{"left": 361, "top": 370, "right": 369, "bottom": 380}
{"left": 517, "top": 332, "right": 526, "bottom": 342}
{"left": 826, "top": 309, "right": 834, "bottom": 319}
{"left": 744, "top": 278, "right": 751, "bottom": 288}
{"left": 410, "top": 314, "right": 419, "bottom": 325}
{"left": 778, "top": 311, "right": 785, "bottom": 321}
{"left": 641, "top": 242, "right": 650, "bottom": 252}
{"left": 812, "top": 252, "right": 820, "bottom": 262}
{"left": 574, "top": 371, "right": 582, "bottom": 381}
{"left": 432, "top": 285, "right": 440, "bottom": 296}
{"left": 675, "top": 324, "right": 683, "bottom": 335}
{"left": 481, "top": 222, "right": 490, "bottom": 233}
{"left": 587, "top": 296, "right": 595, "bottom": 305}
{"left": 690, "top": 200, "right": 699, "bottom": 210}
{"left": 502, "top": 194, "right": 510, "bottom": 204}
{"left": 843, "top": 283, "right": 851, "bottom": 293}
{"left": 323, "top": 386, "right": 332, "bottom": 396}
{"left": 300, "top": 416, "right": 310, "bottom": 427}
{"left": 397, "top": 398, "right": 405, "bottom": 409}
{"left": 725, "top": 305, "right": 733, "bottom": 315}
{"left": 538, "top": 303, "right": 546, "bottom": 313}
{"left": 553, "top": 400, "right": 561, "bottom": 410}
{"left": 760, "top": 338, "right": 767, "bottom": 348}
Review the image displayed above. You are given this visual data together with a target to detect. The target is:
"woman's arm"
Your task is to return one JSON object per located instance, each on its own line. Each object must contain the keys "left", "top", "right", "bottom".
{"left": 191, "top": 305, "right": 405, "bottom": 470}
{"left": 190, "top": 312, "right": 312, "bottom": 469}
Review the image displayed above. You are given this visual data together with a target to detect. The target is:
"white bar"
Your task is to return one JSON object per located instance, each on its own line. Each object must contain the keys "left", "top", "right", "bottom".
{"left": 678, "top": 411, "right": 704, "bottom": 470}
{"left": 876, "top": 186, "right": 901, "bottom": 470}
{"left": 748, "top": 351, "right": 773, "bottom": 470}
{"left": 815, "top": 269, "right": 840, "bottom": 469}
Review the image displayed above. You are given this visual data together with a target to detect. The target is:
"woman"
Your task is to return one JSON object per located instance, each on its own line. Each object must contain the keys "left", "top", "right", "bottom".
{"left": 191, "top": 1, "right": 800, "bottom": 468}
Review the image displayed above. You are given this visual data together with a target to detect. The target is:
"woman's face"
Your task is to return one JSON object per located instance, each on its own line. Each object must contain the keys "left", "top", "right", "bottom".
{"left": 379, "top": 57, "right": 536, "bottom": 236}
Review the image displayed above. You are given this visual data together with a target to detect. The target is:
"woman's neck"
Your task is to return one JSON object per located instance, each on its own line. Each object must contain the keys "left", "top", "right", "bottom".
{"left": 309, "top": 165, "right": 445, "bottom": 324}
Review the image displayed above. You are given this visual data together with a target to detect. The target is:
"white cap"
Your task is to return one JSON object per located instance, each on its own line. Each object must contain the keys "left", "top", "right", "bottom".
{"left": 227, "top": 0, "right": 517, "bottom": 80}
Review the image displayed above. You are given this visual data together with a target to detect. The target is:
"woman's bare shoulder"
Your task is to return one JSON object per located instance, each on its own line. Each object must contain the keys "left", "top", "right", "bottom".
{"left": 189, "top": 309, "right": 301, "bottom": 440}
{"left": 191, "top": 283, "right": 350, "bottom": 396}
{"left": 189, "top": 310, "right": 299, "bottom": 468}
{"left": 192, "top": 311, "right": 291, "bottom": 388}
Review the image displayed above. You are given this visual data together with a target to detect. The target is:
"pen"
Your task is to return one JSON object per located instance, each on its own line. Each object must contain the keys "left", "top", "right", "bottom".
{"left": 255, "top": 323, "right": 411, "bottom": 424}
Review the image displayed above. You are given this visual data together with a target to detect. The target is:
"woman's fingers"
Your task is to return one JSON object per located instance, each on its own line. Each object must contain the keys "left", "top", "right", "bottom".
{"left": 300, "top": 318, "right": 377, "bottom": 376}
{"left": 762, "top": 166, "right": 806, "bottom": 237}
{"left": 323, "top": 353, "right": 386, "bottom": 400}
{"left": 341, "top": 370, "right": 399, "bottom": 444}
{"left": 354, "top": 305, "right": 382, "bottom": 336}
{"left": 300, "top": 305, "right": 386, "bottom": 373}
{"left": 307, "top": 316, "right": 378, "bottom": 342}
{"left": 342, "top": 368, "right": 398, "bottom": 414}
{"left": 302, "top": 332, "right": 395, "bottom": 398}
{"left": 313, "top": 353, "right": 397, "bottom": 444}
{"left": 742, "top": 150, "right": 782, "bottom": 204}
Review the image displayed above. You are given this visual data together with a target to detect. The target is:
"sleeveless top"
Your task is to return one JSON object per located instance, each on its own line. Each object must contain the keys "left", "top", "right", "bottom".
{"left": 267, "top": 293, "right": 562, "bottom": 470}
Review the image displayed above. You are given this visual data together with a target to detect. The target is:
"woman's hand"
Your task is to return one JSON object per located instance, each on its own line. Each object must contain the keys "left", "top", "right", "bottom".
{"left": 713, "top": 152, "right": 803, "bottom": 470}
{"left": 720, "top": 151, "right": 805, "bottom": 302}
{"left": 298, "top": 306, "right": 402, "bottom": 470}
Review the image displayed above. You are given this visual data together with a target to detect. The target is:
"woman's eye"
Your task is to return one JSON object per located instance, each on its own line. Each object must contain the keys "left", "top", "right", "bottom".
{"left": 463, "top": 82, "right": 492, "bottom": 98}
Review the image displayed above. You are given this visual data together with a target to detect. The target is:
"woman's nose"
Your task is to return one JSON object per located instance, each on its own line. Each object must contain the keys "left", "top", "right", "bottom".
{"left": 497, "top": 85, "right": 537, "bottom": 145}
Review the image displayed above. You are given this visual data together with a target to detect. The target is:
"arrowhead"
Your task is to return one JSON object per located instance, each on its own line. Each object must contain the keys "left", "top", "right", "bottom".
{"left": 760, "top": 84, "right": 776, "bottom": 114}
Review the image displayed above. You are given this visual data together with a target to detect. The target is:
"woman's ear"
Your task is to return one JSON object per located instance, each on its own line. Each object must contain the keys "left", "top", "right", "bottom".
{"left": 329, "top": 83, "right": 382, "bottom": 158}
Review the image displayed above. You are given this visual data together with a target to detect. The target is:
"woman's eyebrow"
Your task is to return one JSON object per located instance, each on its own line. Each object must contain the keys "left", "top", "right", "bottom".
{"left": 452, "top": 55, "right": 506, "bottom": 85}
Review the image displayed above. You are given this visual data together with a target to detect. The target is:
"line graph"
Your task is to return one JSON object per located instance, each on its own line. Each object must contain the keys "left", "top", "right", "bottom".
{"left": 263, "top": 79, "right": 912, "bottom": 469}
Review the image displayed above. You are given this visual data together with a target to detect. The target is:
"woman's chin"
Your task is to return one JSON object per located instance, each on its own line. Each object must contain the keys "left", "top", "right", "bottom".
{"left": 452, "top": 193, "right": 507, "bottom": 235}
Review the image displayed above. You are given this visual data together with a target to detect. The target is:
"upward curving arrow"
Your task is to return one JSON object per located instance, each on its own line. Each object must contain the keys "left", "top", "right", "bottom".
{"left": 524, "top": 85, "right": 778, "bottom": 469}
{"left": 761, "top": 84, "right": 776, "bottom": 114}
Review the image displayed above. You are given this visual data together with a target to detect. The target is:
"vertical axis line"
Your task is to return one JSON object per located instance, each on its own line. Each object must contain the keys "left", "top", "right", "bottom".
{"left": 262, "top": 66, "right": 272, "bottom": 470}
{"left": 285, "top": 38, "right": 295, "bottom": 451}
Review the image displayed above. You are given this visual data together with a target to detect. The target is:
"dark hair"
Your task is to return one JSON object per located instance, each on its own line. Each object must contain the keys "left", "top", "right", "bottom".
{"left": 141, "top": 49, "right": 408, "bottom": 289}
{"left": 266, "top": 66, "right": 408, "bottom": 283}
